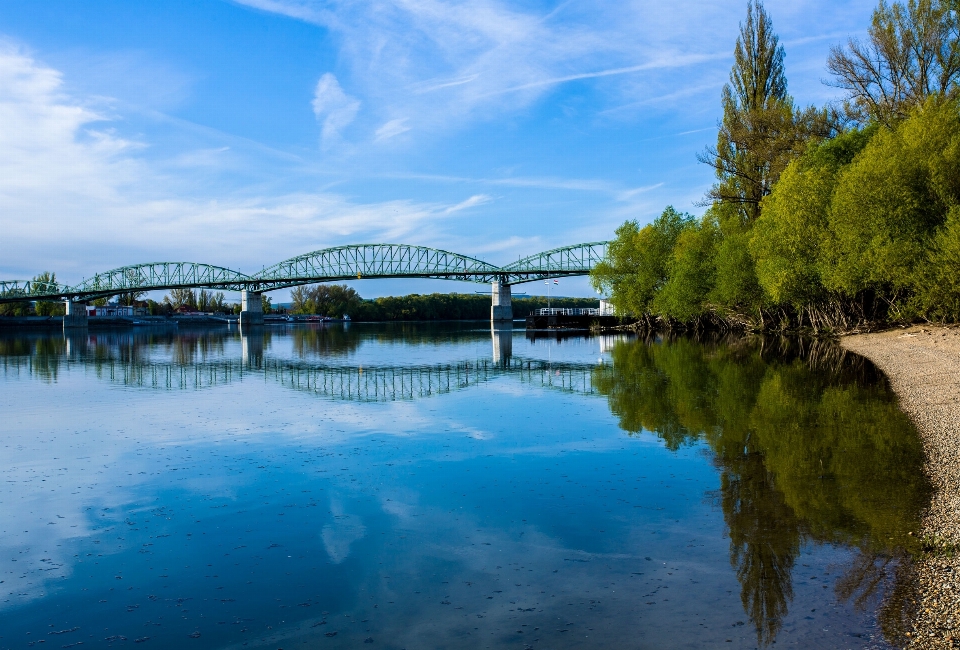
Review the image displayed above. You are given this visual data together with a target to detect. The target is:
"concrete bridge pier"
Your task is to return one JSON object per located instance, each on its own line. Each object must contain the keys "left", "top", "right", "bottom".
{"left": 491, "top": 281, "right": 512, "bottom": 321}
{"left": 240, "top": 290, "right": 264, "bottom": 327}
{"left": 63, "top": 301, "right": 88, "bottom": 330}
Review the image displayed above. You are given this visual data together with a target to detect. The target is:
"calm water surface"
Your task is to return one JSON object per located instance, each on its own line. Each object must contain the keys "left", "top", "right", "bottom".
{"left": 0, "top": 323, "right": 930, "bottom": 649}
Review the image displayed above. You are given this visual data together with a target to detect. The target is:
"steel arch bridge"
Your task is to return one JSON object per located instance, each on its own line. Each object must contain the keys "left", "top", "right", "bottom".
{"left": 0, "top": 242, "right": 608, "bottom": 303}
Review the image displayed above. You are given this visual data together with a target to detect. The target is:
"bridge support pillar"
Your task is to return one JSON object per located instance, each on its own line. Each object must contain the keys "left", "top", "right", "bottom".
{"left": 240, "top": 290, "right": 263, "bottom": 327}
{"left": 63, "top": 301, "right": 88, "bottom": 330}
{"left": 491, "top": 281, "right": 512, "bottom": 322}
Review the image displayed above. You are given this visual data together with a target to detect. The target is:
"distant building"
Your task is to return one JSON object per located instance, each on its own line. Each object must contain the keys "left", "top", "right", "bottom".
{"left": 599, "top": 299, "right": 615, "bottom": 316}
{"left": 87, "top": 305, "right": 139, "bottom": 317}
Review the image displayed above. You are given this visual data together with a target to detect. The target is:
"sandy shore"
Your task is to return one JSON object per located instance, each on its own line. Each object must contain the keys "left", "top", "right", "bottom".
{"left": 841, "top": 326, "right": 960, "bottom": 648}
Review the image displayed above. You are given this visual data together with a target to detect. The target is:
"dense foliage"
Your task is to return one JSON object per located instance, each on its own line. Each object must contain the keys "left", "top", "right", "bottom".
{"left": 593, "top": 0, "right": 960, "bottom": 332}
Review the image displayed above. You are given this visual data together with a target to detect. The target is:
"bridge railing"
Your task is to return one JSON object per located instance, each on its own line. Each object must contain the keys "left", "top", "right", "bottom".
{"left": 531, "top": 307, "right": 601, "bottom": 316}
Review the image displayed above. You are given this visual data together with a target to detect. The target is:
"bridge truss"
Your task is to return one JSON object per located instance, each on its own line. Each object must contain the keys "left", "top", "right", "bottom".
{"left": 0, "top": 242, "right": 609, "bottom": 303}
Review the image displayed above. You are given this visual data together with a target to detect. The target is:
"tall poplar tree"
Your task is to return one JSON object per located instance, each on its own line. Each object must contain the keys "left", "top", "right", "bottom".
{"left": 701, "top": 1, "right": 833, "bottom": 225}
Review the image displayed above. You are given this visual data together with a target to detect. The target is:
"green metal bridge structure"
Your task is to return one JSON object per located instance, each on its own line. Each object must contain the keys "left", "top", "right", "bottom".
{"left": 0, "top": 242, "right": 609, "bottom": 328}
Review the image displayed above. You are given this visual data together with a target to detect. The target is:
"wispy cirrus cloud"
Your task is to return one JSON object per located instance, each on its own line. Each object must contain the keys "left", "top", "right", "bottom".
{"left": 443, "top": 193, "right": 491, "bottom": 214}
{"left": 233, "top": 0, "right": 866, "bottom": 143}
{"left": 383, "top": 171, "right": 661, "bottom": 198}
{"left": 232, "top": 0, "right": 737, "bottom": 138}
{"left": 374, "top": 117, "right": 411, "bottom": 141}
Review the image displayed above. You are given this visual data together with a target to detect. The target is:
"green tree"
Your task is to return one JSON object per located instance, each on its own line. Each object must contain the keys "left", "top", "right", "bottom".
{"left": 290, "top": 284, "right": 364, "bottom": 317}
{"left": 707, "top": 203, "right": 768, "bottom": 320}
{"left": 590, "top": 207, "right": 693, "bottom": 318}
{"left": 210, "top": 291, "right": 226, "bottom": 313}
{"left": 117, "top": 291, "right": 146, "bottom": 306}
{"left": 164, "top": 288, "right": 197, "bottom": 310}
{"left": 751, "top": 127, "right": 876, "bottom": 316}
{"left": 699, "top": 1, "right": 835, "bottom": 225}
{"left": 823, "top": 97, "right": 960, "bottom": 315}
{"left": 197, "top": 289, "right": 224, "bottom": 312}
{"left": 915, "top": 205, "right": 960, "bottom": 319}
{"left": 290, "top": 285, "right": 313, "bottom": 314}
{"left": 145, "top": 299, "right": 167, "bottom": 316}
{"left": 0, "top": 299, "right": 32, "bottom": 317}
{"left": 655, "top": 218, "right": 719, "bottom": 321}
{"left": 32, "top": 272, "right": 64, "bottom": 316}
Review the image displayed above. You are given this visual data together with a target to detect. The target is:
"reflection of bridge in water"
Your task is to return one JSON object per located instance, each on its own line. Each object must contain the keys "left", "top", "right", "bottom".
{"left": 39, "top": 325, "right": 625, "bottom": 402}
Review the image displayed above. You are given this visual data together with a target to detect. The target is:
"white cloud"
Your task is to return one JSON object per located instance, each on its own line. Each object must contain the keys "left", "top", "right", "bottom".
{"left": 0, "top": 46, "right": 496, "bottom": 281}
{"left": 374, "top": 117, "right": 411, "bottom": 141}
{"left": 311, "top": 72, "right": 360, "bottom": 145}
{"left": 0, "top": 43, "right": 141, "bottom": 202}
{"left": 442, "top": 193, "right": 490, "bottom": 214}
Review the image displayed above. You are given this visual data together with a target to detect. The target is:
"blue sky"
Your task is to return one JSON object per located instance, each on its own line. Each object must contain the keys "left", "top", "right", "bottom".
{"left": 0, "top": 0, "right": 875, "bottom": 298}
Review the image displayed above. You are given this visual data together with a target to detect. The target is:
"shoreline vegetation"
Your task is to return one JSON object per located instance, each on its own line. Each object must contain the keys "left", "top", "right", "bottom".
{"left": 590, "top": 0, "right": 960, "bottom": 337}
{"left": 841, "top": 326, "right": 960, "bottom": 648}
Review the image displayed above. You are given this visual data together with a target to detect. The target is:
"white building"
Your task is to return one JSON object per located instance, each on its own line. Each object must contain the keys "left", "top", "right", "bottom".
{"left": 86, "top": 305, "right": 136, "bottom": 317}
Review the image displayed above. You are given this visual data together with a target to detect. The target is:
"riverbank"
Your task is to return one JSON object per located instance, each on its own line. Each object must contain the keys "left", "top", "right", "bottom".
{"left": 841, "top": 326, "right": 960, "bottom": 648}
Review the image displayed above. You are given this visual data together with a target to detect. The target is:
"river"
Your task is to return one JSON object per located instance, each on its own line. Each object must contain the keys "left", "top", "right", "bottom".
{"left": 0, "top": 323, "right": 929, "bottom": 649}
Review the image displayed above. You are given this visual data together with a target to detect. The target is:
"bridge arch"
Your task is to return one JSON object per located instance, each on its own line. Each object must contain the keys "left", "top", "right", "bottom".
{"left": 68, "top": 263, "right": 255, "bottom": 301}
{"left": 252, "top": 244, "right": 504, "bottom": 288}
{"left": 501, "top": 242, "right": 609, "bottom": 284}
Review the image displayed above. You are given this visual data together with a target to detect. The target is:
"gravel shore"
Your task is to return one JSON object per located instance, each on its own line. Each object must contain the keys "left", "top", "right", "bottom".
{"left": 841, "top": 326, "right": 960, "bottom": 648}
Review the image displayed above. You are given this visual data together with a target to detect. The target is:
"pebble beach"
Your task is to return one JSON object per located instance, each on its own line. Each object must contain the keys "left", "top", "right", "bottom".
{"left": 842, "top": 326, "right": 960, "bottom": 648}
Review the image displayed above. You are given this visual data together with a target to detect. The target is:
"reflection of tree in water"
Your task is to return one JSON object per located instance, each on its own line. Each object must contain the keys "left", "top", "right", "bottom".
{"left": 718, "top": 449, "right": 799, "bottom": 645}
{"left": 0, "top": 334, "right": 66, "bottom": 381}
{"left": 289, "top": 322, "right": 494, "bottom": 359}
{"left": 165, "top": 330, "right": 232, "bottom": 366}
{"left": 594, "top": 335, "right": 930, "bottom": 646}
{"left": 80, "top": 329, "right": 235, "bottom": 369}
{"left": 291, "top": 325, "right": 362, "bottom": 358}
{"left": 834, "top": 548, "right": 918, "bottom": 645}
